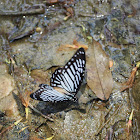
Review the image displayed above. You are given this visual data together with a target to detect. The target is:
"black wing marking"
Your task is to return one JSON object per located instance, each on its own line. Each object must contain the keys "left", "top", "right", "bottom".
{"left": 30, "top": 84, "right": 76, "bottom": 102}
{"left": 50, "top": 48, "right": 86, "bottom": 94}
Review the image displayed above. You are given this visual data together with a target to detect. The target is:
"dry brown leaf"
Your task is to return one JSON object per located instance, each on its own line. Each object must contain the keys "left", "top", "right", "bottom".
{"left": 29, "top": 136, "right": 43, "bottom": 140}
{"left": 87, "top": 40, "right": 113, "bottom": 100}
{"left": 58, "top": 44, "right": 79, "bottom": 51}
{"left": 31, "top": 69, "right": 50, "bottom": 83}
{"left": 19, "top": 90, "right": 31, "bottom": 108}
{"left": 73, "top": 39, "right": 88, "bottom": 50}
{"left": 109, "top": 60, "right": 114, "bottom": 68}
{"left": 58, "top": 40, "right": 88, "bottom": 50}
{"left": 120, "top": 66, "right": 138, "bottom": 92}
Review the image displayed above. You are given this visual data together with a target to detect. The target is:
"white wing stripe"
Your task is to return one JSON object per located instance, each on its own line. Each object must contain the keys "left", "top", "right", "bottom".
{"left": 52, "top": 83, "right": 56, "bottom": 86}
{"left": 67, "top": 68, "right": 74, "bottom": 80}
{"left": 74, "top": 80, "right": 78, "bottom": 89}
{"left": 55, "top": 77, "right": 60, "bottom": 81}
{"left": 75, "top": 75, "right": 79, "bottom": 85}
{"left": 83, "top": 60, "right": 85, "bottom": 65}
{"left": 77, "top": 71, "right": 81, "bottom": 80}
{"left": 54, "top": 80, "right": 60, "bottom": 84}
{"left": 76, "top": 59, "right": 80, "bottom": 67}
{"left": 73, "top": 62, "right": 78, "bottom": 70}
{"left": 70, "top": 65, "right": 75, "bottom": 75}
{"left": 57, "top": 84, "right": 63, "bottom": 88}
{"left": 64, "top": 72, "right": 74, "bottom": 91}
{"left": 79, "top": 59, "right": 82, "bottom": 67}
{"left": 60, "top": 80, "right": 69, "bottom": 91}
{"left": 57, "top": 75, "right": 62, "bottom": 80}
{"left": 40, "top": 90, "right": 64, "bottom": 99}
{"left": 63, "top": 73, "right": 72, "bottom": 91}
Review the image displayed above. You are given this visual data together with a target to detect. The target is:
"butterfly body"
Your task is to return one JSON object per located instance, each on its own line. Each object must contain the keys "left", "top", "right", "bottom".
{"left": 30, "top": 48, "right": 86, "bottom": 102}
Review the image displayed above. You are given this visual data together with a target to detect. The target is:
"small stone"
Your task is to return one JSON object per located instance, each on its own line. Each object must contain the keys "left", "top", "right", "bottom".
{"left": 36, "top": 27, "right": 42, "bottom": 32}
{"left": 0, "top": 64, "right": 9, "bottom": 75}
{"left": 78, "top": 95, "right": 89, "bottom": 104}
{"left": 0, "top": 74, "right": 15, "bottom": 99}
{"left": 0, "top": 64, "right": 20, "bottom": 118}
{"left": 0, "top": 94, "right": 20, "bottom": 117}
{"left": 31, "top": 69, "right": 50, "bottom": 83}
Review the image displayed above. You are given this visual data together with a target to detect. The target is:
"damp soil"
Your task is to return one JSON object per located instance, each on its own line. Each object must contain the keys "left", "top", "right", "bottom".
{"left": 0, "top": 0, "right": 140, "bottom": 139}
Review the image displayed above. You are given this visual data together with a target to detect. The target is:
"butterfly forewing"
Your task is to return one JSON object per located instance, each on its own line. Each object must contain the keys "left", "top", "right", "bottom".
{"left": 50, "top": 48, "right": 86, "bottom": 94}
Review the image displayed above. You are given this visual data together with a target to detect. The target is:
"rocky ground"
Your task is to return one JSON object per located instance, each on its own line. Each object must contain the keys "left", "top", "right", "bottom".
{"left": 0, "top": 0, "right": 140, "bottom": 139}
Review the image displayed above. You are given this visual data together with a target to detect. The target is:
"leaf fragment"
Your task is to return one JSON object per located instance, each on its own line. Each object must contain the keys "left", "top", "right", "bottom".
{"left": 46, "top": 135, "right": 54, "bottom": 140}
{"left": 87, "top": 39, "right": 113, "bottom": 100}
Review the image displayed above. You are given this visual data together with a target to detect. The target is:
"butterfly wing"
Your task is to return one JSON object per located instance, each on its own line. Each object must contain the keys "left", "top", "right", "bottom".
{"left": 30, "top": 48, "right": 86, "bottom": 102}
{"left": 50, "top": 48, "right": 86, "bottom": 94}
{"left": 30, "top": 84, "right": 76, "bottom": 102}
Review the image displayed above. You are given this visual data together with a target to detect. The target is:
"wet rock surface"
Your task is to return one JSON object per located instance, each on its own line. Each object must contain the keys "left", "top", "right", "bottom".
{"left": 0, "top": 64, "right": 20, "bottom": 118}
{"left": 132, "top": 74, "right": 140, "bottom": 139}
{"left": 0, "top": 0, "right": 140, "bottom": 139}
{"left": 0, "top": 74, "right": 14, "bottom": 99}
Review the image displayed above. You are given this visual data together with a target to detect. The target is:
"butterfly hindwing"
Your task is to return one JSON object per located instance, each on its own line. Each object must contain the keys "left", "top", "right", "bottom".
{"left": 30, "top": 84, "right": 76, "bottom": 102}
{"left": 50, "top": 48, "right": 86, "bottom": 94}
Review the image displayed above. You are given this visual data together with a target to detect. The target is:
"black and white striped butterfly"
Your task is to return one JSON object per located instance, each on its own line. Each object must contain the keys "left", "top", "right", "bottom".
{"left": 30, "top": 48, "right": 86, "bottom": 102}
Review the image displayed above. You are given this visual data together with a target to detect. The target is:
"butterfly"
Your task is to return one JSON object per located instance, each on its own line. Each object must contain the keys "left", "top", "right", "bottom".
{"left": 30, "top": 47, "right": 86, "bottom": 102}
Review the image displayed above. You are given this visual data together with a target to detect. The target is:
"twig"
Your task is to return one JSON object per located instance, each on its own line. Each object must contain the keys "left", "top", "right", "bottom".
{"left": 0, "top": 118, "right": 22, "bottom": 137}
{"left": 9, "top": 30, "right": 35, "bottom": 42}
{"left": 121, "top": 67, "right": 138, "bottom": 92}
{"left": 0, "top": 5, "right": 45, "bottom": 16}
{"left": 95, "top": 103, "right": 123, "bottom": 136}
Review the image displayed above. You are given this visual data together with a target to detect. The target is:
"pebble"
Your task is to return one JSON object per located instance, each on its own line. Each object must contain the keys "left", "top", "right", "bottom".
{"left": 0, "top": 64, "right": 20, "bottom": 118}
